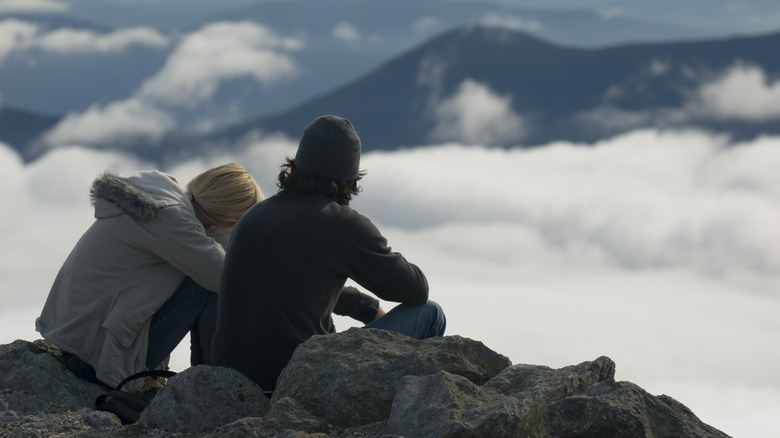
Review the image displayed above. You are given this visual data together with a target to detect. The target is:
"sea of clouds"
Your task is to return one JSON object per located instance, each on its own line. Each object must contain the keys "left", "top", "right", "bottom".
{"left": 2, "top": 128, "right": 779, "bottom": 438}
{"left": 2, "top": 4, "right": 780, "bottom": 436}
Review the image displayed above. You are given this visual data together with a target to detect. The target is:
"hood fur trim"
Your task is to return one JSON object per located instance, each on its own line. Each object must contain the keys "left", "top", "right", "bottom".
{"left": 90, "top": 171, "right": 165, "bottom": 221}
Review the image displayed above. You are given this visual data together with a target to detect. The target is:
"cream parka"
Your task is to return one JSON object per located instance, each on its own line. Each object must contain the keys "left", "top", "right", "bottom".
{"left": 36, "top": 170, "right": 225, "bottom": 389}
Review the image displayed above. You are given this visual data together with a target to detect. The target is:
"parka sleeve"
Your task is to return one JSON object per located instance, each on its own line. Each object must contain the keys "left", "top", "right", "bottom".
{"left": 154, "top": 208, "right": 225, "bottom": 293}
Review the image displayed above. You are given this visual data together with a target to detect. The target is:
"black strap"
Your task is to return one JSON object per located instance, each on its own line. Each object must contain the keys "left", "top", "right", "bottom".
{"left": 95, "top": 391, "right": 149, "bottom": 411}
{"left": 114, "top": 369, "right": 177, "bottom": 391}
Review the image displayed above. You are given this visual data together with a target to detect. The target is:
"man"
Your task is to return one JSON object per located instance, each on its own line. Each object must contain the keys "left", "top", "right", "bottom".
{"left": 212, "top": 115, "right": 446, "bottom": 393}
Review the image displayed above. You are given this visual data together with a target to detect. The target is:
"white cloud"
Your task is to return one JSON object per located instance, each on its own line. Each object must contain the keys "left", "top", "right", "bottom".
{"left": 138, "top": 21, "right": 301, "bottom": 107}
{"left": 38, "top": 21, "right": 302, "bottom": 148}
{"left": 332, "top": 21, "right": 361, "bottom": 42}
{"left": 429, "top": 79, "right": 527, "bottom": 145}
{"left": 39, "top": 98, "right": 176, "bottom": 147}
{"left": 0, "top": 18, "right": 169, "bottom": 64}
{"left": 480, "top": 13, "right": 542, "bottom": 32}
{"left": 358, "top": 128, "right": 780, "bottom": 277}
{"left": 0, "top": 0, "right": 68, "bottom": 13}
{"left": 649, "top": 58, "right": 671, "bottom": 76}
{"left": 574, "top": 105, "right": 658, "bottom": 134}
{"left": 3, "top": 129, "right": 780, "bottom": 438}
{"left": 597, "top": 7, "right": 625, "bottom": 20}
{"left": 0, "top": 19, "right": 39, "bottom": 62}
{"left": 32, "top": 26, "right": 170, "bottom": 54}
{"left": 412, "top": 16, "right": 441, "bottom": 33}
{"left": 578, "top": 63, "right": 780, "bottom": 134}
{"left": 687, "top": 62, "right": 780, "bottom": 122}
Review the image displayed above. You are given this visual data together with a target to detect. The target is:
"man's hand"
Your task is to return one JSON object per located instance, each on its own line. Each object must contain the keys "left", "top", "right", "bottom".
{"left": 374, "top": 306, "right": 386, "bottom": 321}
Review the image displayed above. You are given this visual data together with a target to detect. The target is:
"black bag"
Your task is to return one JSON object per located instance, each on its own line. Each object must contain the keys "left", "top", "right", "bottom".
{"left": 95, "top": 369, "right": 176, "bottom": 424}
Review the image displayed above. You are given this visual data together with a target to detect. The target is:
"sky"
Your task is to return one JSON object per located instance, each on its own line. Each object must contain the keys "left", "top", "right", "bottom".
{"left": 2, "top": 1, "right": 780, "bottom": 437}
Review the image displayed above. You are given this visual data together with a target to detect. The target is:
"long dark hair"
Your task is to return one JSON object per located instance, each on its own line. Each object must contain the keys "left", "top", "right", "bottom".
{"left": 277, "top": 157, "right": 364, "bottom": 206}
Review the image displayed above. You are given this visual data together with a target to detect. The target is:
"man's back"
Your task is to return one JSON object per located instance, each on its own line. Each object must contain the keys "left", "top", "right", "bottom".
{"left": 212, "top": 191, "right": 428, "bottom": 391}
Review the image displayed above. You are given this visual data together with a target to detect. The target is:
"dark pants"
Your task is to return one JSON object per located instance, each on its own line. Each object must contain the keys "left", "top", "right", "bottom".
{"left": 145, "top": 277, "right": 217, "bottom": 368}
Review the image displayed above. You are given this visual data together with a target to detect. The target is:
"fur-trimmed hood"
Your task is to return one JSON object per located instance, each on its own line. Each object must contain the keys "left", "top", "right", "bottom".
{"left": 89, "top": 170, "right": 185, "bottom": 221}
{"left": 38, "top": 169, "right": 224, "bottom": 391}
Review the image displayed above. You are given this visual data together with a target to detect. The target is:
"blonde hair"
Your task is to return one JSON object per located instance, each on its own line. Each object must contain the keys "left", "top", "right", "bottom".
{"left": 187, "top": 163, "right": 263, "bottom": 226}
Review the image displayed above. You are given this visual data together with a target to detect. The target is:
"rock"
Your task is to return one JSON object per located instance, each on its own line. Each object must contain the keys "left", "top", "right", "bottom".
{"left": 273, "top": 328, "right": 512, "bottom": 427}
{"left": 264, "top": 397, "right": 332, "bottom": 434}
{"left": 483, "top": 356, "right": 616, "bottom": 437}
{"left": 385, "top": 370, "right": 526, "bottom": 437}
{"left": 544, "top": 379, "right": 732, "bottom": 438}
{"left": 0, "top": 334, "right": 731, "bottom": 438}
{"left": 207, "top": 397, "right": 331, "bottom": 437}
{"left": 1, "top": 407, "right": 123, "bottom": 437}
{"left": 0, "top": 339, "right": 106, "bottom": 413}
{"left": 208, "top": 414, "right": 330, "bottom": 438}
{"left": 140, "top": 364, "right": 271, "bottom": 434}
{"left": 483, "top": 356, "right": 616, "bottom": 398}
{"left": 383, "top": 357, "right": 615, "bottom": 437}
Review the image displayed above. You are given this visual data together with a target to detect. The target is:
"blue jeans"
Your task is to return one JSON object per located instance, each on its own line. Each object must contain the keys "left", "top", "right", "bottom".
{"left": 66, "top": 277, "right": 217, "bottom": 384}
{"left": 146, "top": 277, "right": 218, "bottom": 368}
{"left": 364, "top": 300, "right": 446, "bottom": 338}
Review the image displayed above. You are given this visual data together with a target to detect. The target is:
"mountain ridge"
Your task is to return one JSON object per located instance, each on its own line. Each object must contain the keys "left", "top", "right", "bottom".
{"left": 188, "top": 25, "right": 780, "bottom": 155}
{"left": 5, "top": 24, "right": 780, "bottom": 162}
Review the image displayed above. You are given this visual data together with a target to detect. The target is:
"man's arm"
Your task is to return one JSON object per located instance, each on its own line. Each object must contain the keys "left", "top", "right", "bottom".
{"left": 344, "top": 215, "right": 429, "bottom": 305}
{"left": 333, "top": 286, "right": 381, "bottom": 324}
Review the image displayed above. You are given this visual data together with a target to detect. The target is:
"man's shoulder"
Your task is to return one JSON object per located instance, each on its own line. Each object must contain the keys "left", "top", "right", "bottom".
{"left": 248, "top": 193, "right": 371, "bottom": 225}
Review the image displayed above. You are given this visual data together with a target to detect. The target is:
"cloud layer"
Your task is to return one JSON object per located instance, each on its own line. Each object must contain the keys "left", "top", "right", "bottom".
{"left": 0, "top": 0, "right": 67, "bottom": 14}
{"left": 429, "top": 79, "right": 527, "bottom": 145}
{"left": 36, "top": 21, "right": 302, "bottom": 148}
{"left": 39, "top": 98, "right": 176, "bottom": 146}
{"left": 137, "top": 21, "right": 301, "bottom": 107}
{"left": 580, "top": 62, "right": 780, "bottom": 134}
{"left": 0, "top": 18, "right": 169, "bottom": 64}
{"left": 2, "top": 128, "right": 779, "bottom": 438}
{"left": 690, "top": 62, "right": 780, "bottom": 122}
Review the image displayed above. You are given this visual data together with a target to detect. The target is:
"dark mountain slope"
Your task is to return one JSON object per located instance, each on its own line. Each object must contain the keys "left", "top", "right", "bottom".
{"left": 10, "top": 25, "right": 780, "bottom": 162}
{"left": 203, "top": 25, "right": 780, "bottom": 151}
{"left": 210, "top": 27, "right": 581, "bottom": 149}
{"left": 0, "top": 106, "right": 60, "bottom": 155}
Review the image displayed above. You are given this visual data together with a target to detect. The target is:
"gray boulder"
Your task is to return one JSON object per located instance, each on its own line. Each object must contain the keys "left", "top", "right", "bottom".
{"left": 1, "top": 407, "right": 123, "bottom": 437}
{"left": 140, "top": 364, "right": 271, "bottom": 434}
{"left": 0, "top": 339, "right": 127, "bottom": 436}
{"left": 385, "top": 370, "right": 526, "bottom": 437}
{"left": 544, "top": 379, "right": 732, "bottom": 438}
{"left": 207, "top": 397, "right": 331, "bottom": 437}
{"left": 273, "top": 328, "right": 512, "bottom": 427}
{"left": 383, "top": 357, "right": 615, "bottom": 437}
{"left": 0, "top": 339, "right": 106, "bottom": 413}
{"left": 484, "top": 356, "right": 616, "bottom": 436}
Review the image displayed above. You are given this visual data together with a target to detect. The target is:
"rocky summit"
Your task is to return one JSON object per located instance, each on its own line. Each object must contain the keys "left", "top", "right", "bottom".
{"left": 1, "top": 328, "right": 731, "bottom": 437}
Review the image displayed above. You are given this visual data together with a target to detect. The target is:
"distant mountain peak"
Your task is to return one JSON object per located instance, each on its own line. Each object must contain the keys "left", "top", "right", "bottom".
{"left": 433, "top": 23, "right": 562, "bottom": 51}
{"left": 198, "top": 23, "right": 780, "bottom": 155}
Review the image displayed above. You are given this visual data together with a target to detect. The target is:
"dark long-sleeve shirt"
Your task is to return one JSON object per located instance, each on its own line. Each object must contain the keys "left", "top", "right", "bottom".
{"left": 211, "top": 192, "right": 428, "bottom": 391}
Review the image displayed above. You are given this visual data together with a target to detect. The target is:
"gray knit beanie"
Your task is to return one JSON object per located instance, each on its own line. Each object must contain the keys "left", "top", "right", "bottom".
{"left": 295, "top": 115, "right": 361, "bottom": 180}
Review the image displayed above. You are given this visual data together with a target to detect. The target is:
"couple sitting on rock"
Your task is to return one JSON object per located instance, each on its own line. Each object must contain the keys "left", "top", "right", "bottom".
{"left": 35, "top": 115, "right": 446, "bottom": 393}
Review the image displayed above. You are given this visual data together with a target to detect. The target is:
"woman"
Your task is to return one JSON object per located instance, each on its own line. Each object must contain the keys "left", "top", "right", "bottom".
{"left": 36, "top": 163, "right": 262, "bottom": 390}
